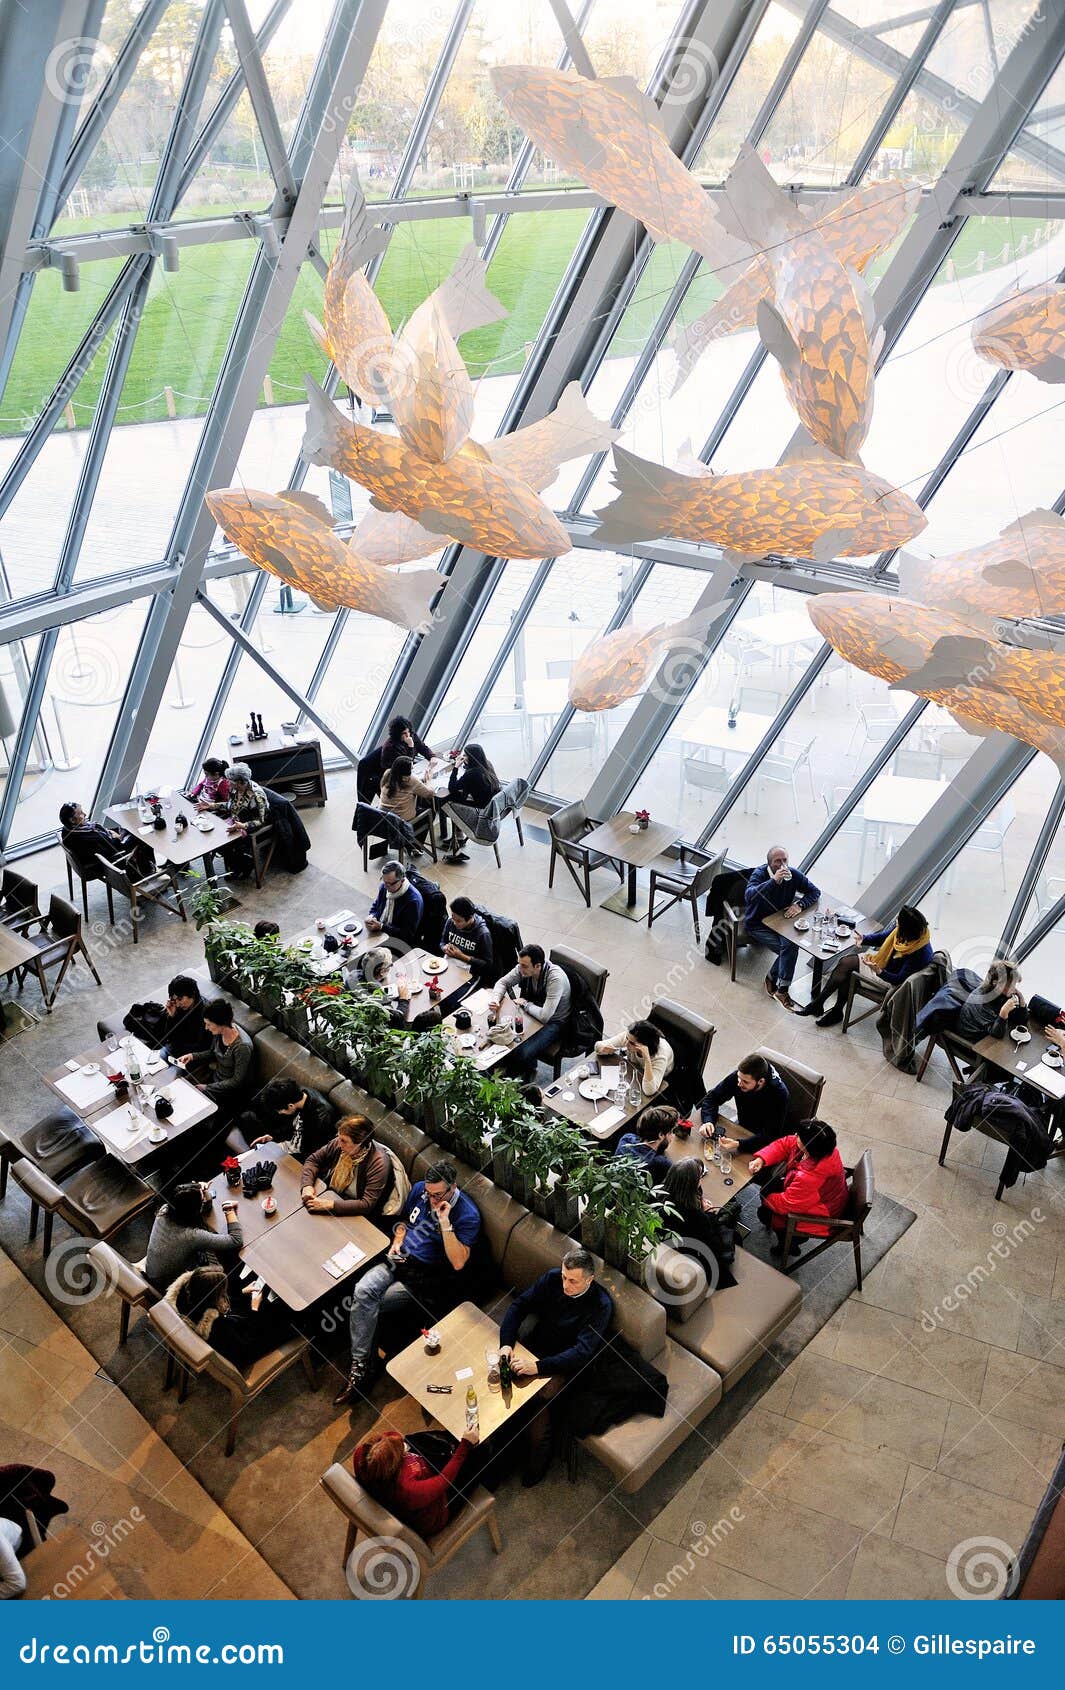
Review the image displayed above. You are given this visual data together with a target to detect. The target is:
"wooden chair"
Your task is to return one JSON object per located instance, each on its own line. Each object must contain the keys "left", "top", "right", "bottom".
{"left": 95, "top": 853, "right": 186, "bottom": 945}
{"left": 14, "top": 894, "right": 101, "bottom": 1010}
{"left": 842, "top": 965, "right": 891, "bottom": 1033}
{"left": 61, "top": 838, "right": 105, "bottom": 919}
{"left": 938, "top": 1085, "right": 1065, "bottom": 1203}
{"left": 647, "top": 845, "right": 726, "bottom": 940}
{"left": 546, "top": 800, "right": 623, "bottom": 909}
{"left": 353, "top": 803, "right": 428, "bottom": 871}
{"left": 148, "top": 1299, "right": 316, "bottom": 1457}
{"left": 320, "top": 1460, "right": 501, "bottom": 1599}
{"left": 915, "top": 1025, "right": 978, "bottom": 1086}
{"left": 1, "top": 870, "right": 41, "bottom": 929}
{"left": 10, "top": 1155, "right": 155, "bottom": 1259}
{"left": 714, "top": 1048, "right": 824, "bottom": 1133}
{"left": 723, "top": 899, "right": 752, "bottom": 982}
{"left": 0, "top": 1108, "right": 103, "bottom": 1202}
{"left": 444, "top": 778, "right": 529, "bottom": 868}
{"left": 778, "top": 1150, "right": 874, "bottom": 1291}
{"left": 87, "top": 1241, "right": 158, "bottom": 1344}
{"left": 544, "top": 943, "right": 610, "bottom": 1078}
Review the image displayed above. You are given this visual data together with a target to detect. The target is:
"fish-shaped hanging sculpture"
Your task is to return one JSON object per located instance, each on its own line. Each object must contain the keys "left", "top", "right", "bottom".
{"left": 972, "top": 281, "right": 1065, "bottom": 385}
{"left": 808, "top": 592, "right": 1065, "bottom": 733}
{"left": 671, "top": 179, "right": 915, "bottom": 390}
{"left": 350, "top": 382, "right": 619, "bottom": 566}
{"left": 897, "top": 510, "right": 1065, "bottom": 633}
{"left": 594, "top": 444, "right": 925, "bottom": 562}
{"left": 489, "top": 65, "right": 751, "bottom": 274}
{"left": 204, "top": 488, "right": 442, "bottom": 629}
{"left": 302, "top": 379, "right": 572, "bottom": 561}
{"left": 568, "top": 608, "right": 729, "bottom": 713}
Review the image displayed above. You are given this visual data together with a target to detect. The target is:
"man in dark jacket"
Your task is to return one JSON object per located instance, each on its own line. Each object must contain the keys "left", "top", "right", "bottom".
{"left": 160, "top": 976, "right": 207, "bottom": 1062}
{"left": 698, "top": 1053, "right": 790, "bottom": 1153}
{"left": 441, "top": 896, "right": 493, "bottom": 980}
{"left": 59, "top": 802, "right": 156, "bottom": 877}
{"left": 365, "top": 860, "right": 423, "bottom": 952}
{"left": 228, "top": 1077, "right": 336, "bottom": 1158}
{"left": 614, "top": 1106, "right": 675, "bottom": 1184}
{"left": 743, "top": 844, "right": 820, "bottom": 1010}
{"left": 499, "top": 1248, "right": 613, "bottom": 1486}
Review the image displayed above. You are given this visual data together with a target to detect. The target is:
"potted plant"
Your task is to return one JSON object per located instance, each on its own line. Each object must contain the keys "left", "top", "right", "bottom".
{"left": 634, "top": 807, "right": 651, "bottom": 831}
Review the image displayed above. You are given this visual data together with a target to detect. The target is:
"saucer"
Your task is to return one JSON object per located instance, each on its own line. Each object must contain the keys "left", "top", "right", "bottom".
{"left": 1010, "top": 1029, "right": 1032, "bottom": 1045}
{"left": 793, "top": 920, "right": 810, "bottom": 933}
{"left": 421, "top": 958, "right": 446, "bottom": 974}
{"left": 147, "top": 1125, "right": 168, "bottom": 1144}
{"left": 81, "top": 1062, "right": 100, "bottom": 1075}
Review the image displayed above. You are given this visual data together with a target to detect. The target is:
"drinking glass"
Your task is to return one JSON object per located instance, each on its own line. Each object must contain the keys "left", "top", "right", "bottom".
{"left": 106, "top": 1033, "right": 119, "bottom": 1055}
{"left": 627, "top": 1081, "right": 643, "bottom": 1108}
{"left": 485, "top": 1347, "right": 501, "bottom": 1390}
{"left": 720, "top": 1151, "right": 733, "bottom": 1187}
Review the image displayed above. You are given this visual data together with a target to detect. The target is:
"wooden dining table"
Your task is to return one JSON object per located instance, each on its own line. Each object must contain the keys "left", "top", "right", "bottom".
{"left": 387, "top": 1301, "right": 546, "bottom": 1442}
{"left": 663, "top": 1124, "right": 755, "bottom": 1209}
{"left": 0, "top": 918, "right": 47, "bottom": 1030}
{"left": 43, "top": 1039, "right": 217, "bottom": 1167}
{"left": 541, "top": 1056, "right": 663, "bottom": 1142}
{"left": 971, "top": 1015, "right": 1065, "bottom": 1121}
{"left": 763, "top": 900, "right": 872, "bottom": 997}
{"left": 205, "top": 1142, "right": 389, "bottom": 1312}
{"left": 441, "top": 985, "right": 538, "bottom": 1071}
{"left": 105, "top": 803, "right": 222, "bottom": 870}
{"left": 581, "top": 811, "right": 682, "bottom": 921}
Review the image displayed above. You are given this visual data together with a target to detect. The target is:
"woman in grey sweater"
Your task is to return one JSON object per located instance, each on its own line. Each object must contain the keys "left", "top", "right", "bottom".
{"left": 145, "top": 1182, "right": 243, "bottom": 1289}
{"left": 177, "top": 997, "right": 254, "bottom": 1111}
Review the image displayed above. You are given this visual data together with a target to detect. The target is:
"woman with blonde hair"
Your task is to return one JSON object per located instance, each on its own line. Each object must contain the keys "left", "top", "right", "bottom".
{"left": 299, "top": 1115, "right": 395, "bottom": 1218}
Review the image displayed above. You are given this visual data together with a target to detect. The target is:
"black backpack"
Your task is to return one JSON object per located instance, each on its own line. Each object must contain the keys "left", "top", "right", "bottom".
{"left": 122, "top": 1001, "right": 169, "bottom": 1048}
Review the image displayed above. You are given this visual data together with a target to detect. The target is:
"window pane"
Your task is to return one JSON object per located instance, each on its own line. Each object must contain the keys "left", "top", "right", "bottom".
{"left": 136, "top": 588, "right": 248, "bottom": 794}
{"left": 308, "top": 616, "right": 409, "bottom": 757}
{"left": 808, "top": 708, "right": 982, "bottom": 907}
{"left": 921, "top": 755, "right": 1059, "bottom": 970}
{"left": 425, "top": 559, "right": 542, "bottom": 748}
{"left": 537, "top": 559, "right": 706, "bottom": 801}
{"left": 7, "top": 602, "right": 152, "bottom": 846}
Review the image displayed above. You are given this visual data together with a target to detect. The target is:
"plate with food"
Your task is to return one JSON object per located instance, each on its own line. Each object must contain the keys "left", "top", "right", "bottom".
{"left": 421, "top": 957, "right": 447, "bottom": 975}
{"left": 793, "top": 919, "right": 810, "bottom": 933}
{"left": 147, "top": 1124, "right": 169, "bottom": 1144}
{"left": 579, "top": 1077, "right": 613, "bottom": 1101}
{"left": 297, "top": 939, "right": 315, "bottom": 953}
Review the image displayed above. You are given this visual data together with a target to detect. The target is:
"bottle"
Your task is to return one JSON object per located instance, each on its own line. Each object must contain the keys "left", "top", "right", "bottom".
{"left": 126, "top": 1037, "right": 142, "bottom": 1085}
{"left": 498, "top": 1352, "right": 512, "bottom": 1390}
{"left": 465, "top": 1383, "right": 478, "bottom": 1432}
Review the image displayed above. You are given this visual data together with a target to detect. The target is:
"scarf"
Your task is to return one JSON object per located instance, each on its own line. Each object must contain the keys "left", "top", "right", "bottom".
{"left": 382, "top": 881, "right": 405, "bottom": 927}
{"left": 869, "top": 923, "right": 930, "bottom": 972}
{"left": 330, "top": 1141, "right": 371, "bottom": 1195}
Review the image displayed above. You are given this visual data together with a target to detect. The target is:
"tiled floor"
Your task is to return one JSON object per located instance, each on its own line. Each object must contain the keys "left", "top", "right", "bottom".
{"left": 3, "top": 768, "right": 1063, "bottom": 1601}
{"left": 0, "top": 1247, "right": 292, "bottom": 1598}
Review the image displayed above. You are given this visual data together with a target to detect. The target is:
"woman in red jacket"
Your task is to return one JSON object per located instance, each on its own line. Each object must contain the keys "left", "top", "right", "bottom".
{"left": 352, "top": 1428, "right": 480, "bottom": 1538}
{"left": 750, "top": 1118, "right": 848, "bottom": 1256}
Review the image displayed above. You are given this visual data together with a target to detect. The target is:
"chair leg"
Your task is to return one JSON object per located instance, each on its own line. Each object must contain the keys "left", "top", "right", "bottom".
{"left": 164, "top": 1352, "right": 176, "bottom": 1391}
{"left": 514, "top": 814, "right": 524, "bottom": 847}
{"left": 342, "top": 1522, "right": 357, "bottom": 1566}
{"left": 119, "top": 1300, "right": 131, "bottom": 1345}
{"left": 493, "top": 843, "right": 501, "bottom": 868}
{"left": 178, "top": 1365, "right": 191, "bottom": 1403}
{"left": 547, "top": 843, "right": 556, "bottom": 888}
{"left": 80, "top": 940, "right": 102, "bottom": 986}
{"left": 66, "top": 861, "right": 73, "bottom": 898}
{"left": 915, "top": 1036, "right": 934, "bottom": 1083}
{"left": 938, "top": 1119, "right": 952, "bottom": 1166}
{"left": 728, "top": 926, "right": 737, "bottom": 983}
{"left": 691, "top": 893, "right": 700, "bottom": 943}
{"left": 0, "top": 1155, "right": 7, "bottom": 1201}
{"left": 225, "top": 1404, "right": 241, "bottom": 1457}
{"left": 28, "top": 1199, "right": 39, "bottom": 1242}
{"left": 852, "top": 1234, "right": 863, "bottom": 1292}
{"left": 995, "top": 1156, "right": 1007, "bottom": 1203}
{"left": 42, "top": 1210, "right": 55, "bottom": 1258}
{"left": 486, "top": 1508, "right": 503, "bottom": 1554}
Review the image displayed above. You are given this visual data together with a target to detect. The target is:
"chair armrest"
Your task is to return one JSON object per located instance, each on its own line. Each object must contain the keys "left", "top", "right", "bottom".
{"left": 148, "top": 1300, "right": 214, "bottom": 1372}
{"left": 320, "top": 1461, "right": 363, "bottom": 1514}
{"left": 87, "top": 1242, "right": 154, "bottom": 1304}
{"left": 782, "top": 1210, "right": 852, "bottom": 1235}
{"left": 10, "top": 1158, "right": 64, "bottom": 1207}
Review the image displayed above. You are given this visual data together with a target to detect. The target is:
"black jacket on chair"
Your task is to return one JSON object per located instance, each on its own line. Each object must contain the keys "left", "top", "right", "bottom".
{"left": 263, "top": 787, "right": 310, "bottom": 872}
{"left": 562, "top": 1333, "right": 668, "bottom": 1437}
{"left": 475, "top": 906, "right": 522, "bottom": 979}
{"left": 406, "top": 868, "right": 448, "bottom": 952}
{"left": 946, "top": 1082, "right": 1052, "bottom": 1189}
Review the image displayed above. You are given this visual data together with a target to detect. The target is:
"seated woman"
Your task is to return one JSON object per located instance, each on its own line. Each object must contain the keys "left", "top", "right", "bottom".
{"left": 958, "top": 958, "right": 1026, "bottom": 1043}
{"left": 378, "top": 756, "right": 437, "bottom": 848}
{"left": 145, "top": 1182, "right": 243, "bottom": 1290}
{"left": 797, "top": 904, "right": 933, "bottom": 1027}
{"left": 441, "top": 743, "right": 501, "bottom": 865}
{"left": 353, "top": 1427, "right": 479, "bottom": 1539}
{"left": 216, "top": 762, "right": 270, "bottom": 879}
{"left": 185, "top": 757, "right": 230, "bottom": 811}
{"left": 300, "top": 1115, "right": 395, "bottom": 1218}
{"left": 164, "top": 1263, "right": 291, "bottom": 1369}
{"left": 660, "top": 1157, "right": 736, "bottom": 1288}
{"left": 750, "top": 1119, "right": 848, "bottom": 1257}
{"left": 346, "top": 947, "right": 441, "bottom": 1033}
{"left": 176, "top": 998, "right": 254, "bottom": 1115}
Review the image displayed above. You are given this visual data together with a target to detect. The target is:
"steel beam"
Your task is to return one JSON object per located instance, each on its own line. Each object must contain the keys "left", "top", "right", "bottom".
{"left": 999, "top": 781, "right": 1065, "bottom": 955}
{"left": 91, "top": 0, "right": 389, "bottom": 812}
{"left": 547, "top": 0, "right": 597, "bottom": 80}
{"left": 0, "top": 0, "right": 105, "bottom": 398}
{"left": 223, "top": 0, "right": 297, "bottom": 209}
{"left": 176, "top": 0, "right": 293, "bottom": 203}
{"left": 56, "top": 0, "right": 170, "bottom": 212}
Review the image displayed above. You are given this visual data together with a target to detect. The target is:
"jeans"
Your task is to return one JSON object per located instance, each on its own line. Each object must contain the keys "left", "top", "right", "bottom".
{"left": 347, "top": 1257, "right": 450, "bottom": 1366}
{"left": 347, "top": 1259, "right": 404, "bottom": 1365}
{"left": 747, "top": 919, "right": 799, "bottom": 988}
{"left": 510, "top": 1017, "right": 566, "bottom": 1081}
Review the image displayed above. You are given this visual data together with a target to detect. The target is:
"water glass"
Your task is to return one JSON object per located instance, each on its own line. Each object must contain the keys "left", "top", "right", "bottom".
{"left": 485, "top": 1347, "right": 501, "bottom": 1390}
{"left": 106, "top": 1033, "right": 119, "bottom": 1055}
{"left": 720, "top": 1151, "right": 733, "bottom": 1187}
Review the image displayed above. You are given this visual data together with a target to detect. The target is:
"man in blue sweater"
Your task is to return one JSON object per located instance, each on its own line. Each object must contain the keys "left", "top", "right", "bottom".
{"left": 698, "top": 1053, "right": 790, "bottom": 1154}
{"left": 364, "top": 860, "right": 423, "bottom": 952}
{"left": 744, "top": 845, "right": 820, "bottom": 1010}
{"left": 499, "top": 1249, "right": 613, "bottom": 1486}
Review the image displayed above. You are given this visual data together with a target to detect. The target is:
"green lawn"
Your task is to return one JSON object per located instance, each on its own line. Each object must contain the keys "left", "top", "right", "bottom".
{"left": 0, "top": 208, "right": 1050, "bottom": 437}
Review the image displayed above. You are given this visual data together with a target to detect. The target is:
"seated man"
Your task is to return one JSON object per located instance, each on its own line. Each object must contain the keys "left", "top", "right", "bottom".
{"left": 489, "top": 944, "right": 571, "bottom": 1082}
{"left": 160, "top": 976, "right": 207, "bottom": 1063}
{"left": 743, "top": 845, "right": 820, "bottom": 1011}
{"left": 595, "top": 1019, "right": 673, "bottom": 1098}
{"left": 614, "top": 1105, "right": 676, "bottom": 1184}
{"left": 364, "top": 859, "right": 423, "bottom": 953}
{"left": 698, "top": 1052, "right": 789, "bottom": 1155}
{"left": 335, "top": 1158, "right": 481, "bottom": 1402}
{"left": 228, "top": 1076, "right": 336, "bottom": 1159}
{"left": 499, "top": 1248, "right": 613, "bottom": 1486}
{"left": 441, "top": 896, "right": 493, "bottom": 980}
{"left": 59, "top": 801, "right": 155, "bottom": 878}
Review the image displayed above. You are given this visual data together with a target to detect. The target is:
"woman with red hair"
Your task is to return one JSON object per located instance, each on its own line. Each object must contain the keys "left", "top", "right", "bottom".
{"left": 750, "top": 1118, "right": 848, "bottom": 1257}
{"left": 352, "top": 1427, "right": 479, "bottom": 1537}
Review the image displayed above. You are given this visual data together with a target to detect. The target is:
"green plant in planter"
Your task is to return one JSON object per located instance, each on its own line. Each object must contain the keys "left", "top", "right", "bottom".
{"left": 186, "top": 871, "right": 234, "bottom": 932}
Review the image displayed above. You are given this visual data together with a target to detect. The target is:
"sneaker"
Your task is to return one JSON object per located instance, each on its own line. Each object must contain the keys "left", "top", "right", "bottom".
{"left": 774, "top": 988, "right": 798, "bottom": 1011}
{"left": 816, "top": 1006, "right": 845, "bottom": 1028}
{"left": 763, "top": 973, "right": 777, "bottom": 996}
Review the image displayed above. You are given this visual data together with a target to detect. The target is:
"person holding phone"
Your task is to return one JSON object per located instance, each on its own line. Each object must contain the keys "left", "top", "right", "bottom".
{"left": 145, "top": 1181, "right": 243, "bottom": 1290}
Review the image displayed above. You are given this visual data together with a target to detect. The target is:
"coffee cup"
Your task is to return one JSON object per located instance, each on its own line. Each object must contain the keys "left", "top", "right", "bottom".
{"left": 262, "top": 1194, "right": 277, "bottom": 1216}
{"left": 423, "top": 1328, "right": 441, "bottom": 1356}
